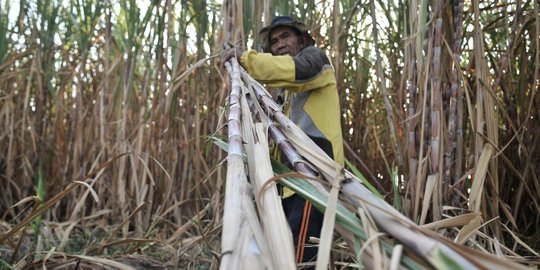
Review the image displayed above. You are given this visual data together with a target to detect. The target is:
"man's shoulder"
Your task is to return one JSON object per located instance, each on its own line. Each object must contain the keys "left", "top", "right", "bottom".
{"left": 299, "top": 45, "right": 324, "bottom": 55}
{"left": 297, "top": 45, "right": 331, "bottom": 65}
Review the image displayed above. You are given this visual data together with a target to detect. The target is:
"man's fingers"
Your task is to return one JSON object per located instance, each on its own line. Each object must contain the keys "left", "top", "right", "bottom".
{"left": 221, "top": 48, "right": 233, "bottom": 63}
{"left": 221, "top": 47, "right": 242, "bottom": 64}
{"left": 222, "top": 42, "right": 233, "bottom": 50}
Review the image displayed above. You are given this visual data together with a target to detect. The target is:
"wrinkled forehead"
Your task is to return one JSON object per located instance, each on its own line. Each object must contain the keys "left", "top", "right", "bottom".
{"left": 269, "top": 26, "right": 300, "bottom": 40}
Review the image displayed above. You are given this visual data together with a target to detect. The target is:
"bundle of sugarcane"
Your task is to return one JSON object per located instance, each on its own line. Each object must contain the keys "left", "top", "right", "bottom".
{"left": 220, "top": 59, "right": 273, "bottom": 270}
{"left": 220, "top": 56, "right": 529, "bottom": 269}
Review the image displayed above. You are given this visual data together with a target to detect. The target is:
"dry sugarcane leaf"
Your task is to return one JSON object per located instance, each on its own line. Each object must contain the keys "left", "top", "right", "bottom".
{"left": 7, "top": 196, "right": 40, "bottom": 209}
{"left": 420, "top": 175, "right": 437, "bottom": 225}
{"left": 73, "top": 181, "right": 100, "bottom": 203}
{"left": 167, "top": 203, "right": 211, "bottom": 243}
{"left": 421, "top": 229, "right": 530, "bottom": 270}
{"left": 357, "top": 207, "right": 386, "bottom": 270}
{"left": 70, "top": 254, "right": 138, "bottom": 270}
{"left": 469, "top": 144, "right": 493, "bottom": 213}
{"left": 455, "top": 214, "right": 482, "bottom": 244}
{"left": 251, "top": 124, "right": 296, "bottom": 269}
{"left": 315, "top": 166, "right": 343, "bottom": 270}
{"left": 500, "top": 223, "right": 540, "bottom": 258}
{"left": 420, "top": 212, "right": 480, "bottom": 231}
{"left": 242, "top": 193, "right": 274, "bottom": 270}
{"left": 388, "top": 244, "right": 403, "bottom": 270}
{"left": 57, "top": 221, "right": 79, "bottom": 250}
{"left": 42, "top": 246, "right": 56, "bottom": 268}
{"left": 69, "top": 168, "right": 106, "bottom": 221}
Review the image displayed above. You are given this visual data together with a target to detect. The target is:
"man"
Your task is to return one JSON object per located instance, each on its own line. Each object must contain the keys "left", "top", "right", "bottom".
{"left": 222, "top": 16, "right": 344, "bottom": 267}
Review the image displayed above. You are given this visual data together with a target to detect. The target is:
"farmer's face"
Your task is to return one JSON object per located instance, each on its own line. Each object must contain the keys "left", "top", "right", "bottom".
{"left": 269, "top": 26, "right": 304, "bottom": 56}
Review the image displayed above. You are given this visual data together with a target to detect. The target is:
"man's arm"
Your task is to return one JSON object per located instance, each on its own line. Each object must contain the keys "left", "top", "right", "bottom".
{"left": 240, "top": 46, "right": 335, "bottom": 92}
{"left": 291, "top": 46, "right": 331, "bottom": 80}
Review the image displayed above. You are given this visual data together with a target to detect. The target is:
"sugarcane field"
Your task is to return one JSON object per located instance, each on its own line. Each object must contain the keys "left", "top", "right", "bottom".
{"left": 1, "top": 0, "right": 540, "bottom": 269}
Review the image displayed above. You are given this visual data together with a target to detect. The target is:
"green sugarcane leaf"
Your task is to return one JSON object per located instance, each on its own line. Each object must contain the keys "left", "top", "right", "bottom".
{"left": 428, "top": 245, "right": 465, "bottom": 270}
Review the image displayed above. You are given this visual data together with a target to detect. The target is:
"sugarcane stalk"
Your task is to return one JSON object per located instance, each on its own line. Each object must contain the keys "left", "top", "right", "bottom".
{"left": 405, "top": 0, "right": 419, "bottom": 218}
{"left": 268, "top": 124, "right": 317, "bottom": 177}
{"left": 472, "top": 0, "right": 486, "bottom": 165}
{"left": 429, "top": 12, "right": 443, "bottom": 217}
{"left": 368, "top": 0, "right": 403, "bottom": 167}
{"left": 220, "top": 58, "right": 271, "bottom": 270}
{"left": 446, "top": 0, "right": 464, "bottom": 196}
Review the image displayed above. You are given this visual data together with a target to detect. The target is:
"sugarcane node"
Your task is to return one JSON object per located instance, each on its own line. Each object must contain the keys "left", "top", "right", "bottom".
{"left": 342, "top": 177, "right": 354, "bottom": 185}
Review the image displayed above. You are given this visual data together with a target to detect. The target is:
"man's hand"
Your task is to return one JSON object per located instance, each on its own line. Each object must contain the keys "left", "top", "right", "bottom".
{"left": 221, "top": 46, "right": 243, "bottom": 64}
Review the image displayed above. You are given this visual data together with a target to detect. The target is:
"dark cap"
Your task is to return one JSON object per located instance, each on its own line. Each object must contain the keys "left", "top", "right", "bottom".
{"left": 259, "top": 16, "right": 315, "bottom": 52}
